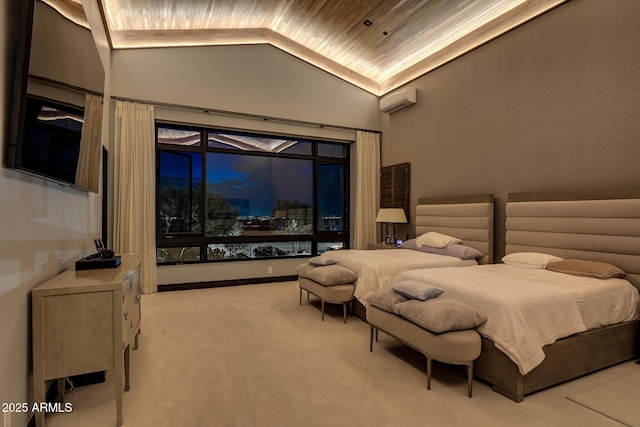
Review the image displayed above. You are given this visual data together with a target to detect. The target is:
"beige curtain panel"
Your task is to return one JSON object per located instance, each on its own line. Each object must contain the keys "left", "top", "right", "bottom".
{"left": 113, "top": 100, "right": 158, "bottom": 293}
{"left": 75, "top": 94, "right": 103, "bottom": 193}
{"left": 353, "top": 130, "right": 380, "bottom": 249}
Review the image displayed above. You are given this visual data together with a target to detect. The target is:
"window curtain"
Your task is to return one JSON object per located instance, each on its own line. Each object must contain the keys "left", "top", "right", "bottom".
{"left": 353, "top": 130, "right": 380, "bottom": 249}
{"left": 75, "top": 94, "right": 103, "bottom": 193}
{"left": 113, "top": 100, "right": 158, "bottom": 293}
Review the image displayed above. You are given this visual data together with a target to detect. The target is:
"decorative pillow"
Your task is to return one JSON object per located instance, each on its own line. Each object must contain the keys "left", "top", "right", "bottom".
{"left": 294, "top": 262, "right": 316, "bottom": 278}
{"left": 400, "top": 240, "right": 484, "bottom": 260}
{"left": 416, "top": 231, "right": 462, "bottom": 248}
{"left": 546, "top": 259, "right": 626, "bottom": 279}
{"left": 306, "top": 265, "right": 357, "bottom": 286}
{"left": 421, "top": 244, "right": 484, "bottom": 260}
{"left": 399, "top": 239, "right": 420, "bottom": 250}
{"left": 394, "top": 298, "right": 487, "bottom": 333}
{"left": 392, "top": 280, "right": 444, "bottom": 301}
{"left": 502, "top": 252, "right": 562, "bottom": 269}
{"left": 308, "top": 256, "right": 338, "bottom": 267}
{"left": 367, "top": 288, "right": 408, "bottom": 313}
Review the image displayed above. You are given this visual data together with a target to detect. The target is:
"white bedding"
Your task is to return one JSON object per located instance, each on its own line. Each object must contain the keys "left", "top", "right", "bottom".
{"left": 320, "top": 249, "right": 477, "bottom": 303}
{"left": 397, "top": 264, "right": 640, "bottom": 375}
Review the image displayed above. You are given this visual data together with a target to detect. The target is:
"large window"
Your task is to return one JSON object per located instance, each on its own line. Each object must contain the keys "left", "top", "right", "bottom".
{"left": 156, "top": 124, "right": 349, "bottom": 264}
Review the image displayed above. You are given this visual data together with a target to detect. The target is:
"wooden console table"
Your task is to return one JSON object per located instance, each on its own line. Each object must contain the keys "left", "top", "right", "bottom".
{"left": 32, "top": 253, "right": 141, "bottom": 427}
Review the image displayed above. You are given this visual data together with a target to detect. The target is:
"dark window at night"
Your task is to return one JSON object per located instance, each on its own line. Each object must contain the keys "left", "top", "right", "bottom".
{"left": 156, "top": 124, "right": 350, "bottom": 264}
{"left": 157, "top": 150, "right": 202, "bottom": 234}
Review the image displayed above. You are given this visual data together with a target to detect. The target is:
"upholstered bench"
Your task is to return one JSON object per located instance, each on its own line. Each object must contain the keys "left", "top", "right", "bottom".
{"left": 366, "top": 285, "right": 484, "bottom": 397}
{"left": 295, "top": 261, "right": 357, "bottom": 323}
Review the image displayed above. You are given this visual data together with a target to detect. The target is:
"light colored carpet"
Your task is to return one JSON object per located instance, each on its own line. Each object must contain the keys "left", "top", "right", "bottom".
{"left": 44, "top": 281, "right": 639, "bottom": 427}
{"left": 566, "top": 370, "right": 640, "bottom": 427}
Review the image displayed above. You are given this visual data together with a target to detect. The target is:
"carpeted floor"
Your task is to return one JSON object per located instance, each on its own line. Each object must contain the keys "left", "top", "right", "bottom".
{"left": 44, "top": 281, "right": 639, "bottom": 427}
{"left": 566, "top": 370, "right": 640, "bottom": 427}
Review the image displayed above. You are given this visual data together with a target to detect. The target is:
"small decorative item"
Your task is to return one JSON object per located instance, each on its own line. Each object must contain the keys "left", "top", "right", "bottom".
{"left": 77, "top": 243, "right": 120, "bottom": 270}
{"left": 94, "top": 238, "right": 105, "bottom": 253}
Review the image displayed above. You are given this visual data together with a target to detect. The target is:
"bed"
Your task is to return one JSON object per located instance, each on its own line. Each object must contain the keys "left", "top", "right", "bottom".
{"left": 395, "top": 189, "right": 640, "bottom": 402}
{"left": 320, "top": 194, "right": 494, "bottom": 314}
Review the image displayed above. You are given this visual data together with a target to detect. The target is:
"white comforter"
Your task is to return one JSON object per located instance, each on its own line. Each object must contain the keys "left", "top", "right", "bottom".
{"left": 321, "top": 249, "right": 476, "bottom": 303}
{"left": 398, "top": 264, "right": 640, "bottom": 375}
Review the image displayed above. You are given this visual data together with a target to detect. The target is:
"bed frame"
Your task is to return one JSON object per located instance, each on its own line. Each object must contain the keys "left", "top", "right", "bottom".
{"left": 475, "top": 188, "right": 640, "bottom": 402}
{"left": 352, "top": 194, "right": 494, "bottom": 318}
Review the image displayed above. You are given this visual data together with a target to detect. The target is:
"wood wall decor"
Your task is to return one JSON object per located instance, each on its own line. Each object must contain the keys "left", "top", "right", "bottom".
{"left": 380, "top": 162, "right": 410, "bottom": 220}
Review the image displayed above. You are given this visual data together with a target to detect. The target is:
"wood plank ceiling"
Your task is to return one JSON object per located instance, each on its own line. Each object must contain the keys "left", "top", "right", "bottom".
{"left": 45, "top": 0, "right": 566, "bottom": 95}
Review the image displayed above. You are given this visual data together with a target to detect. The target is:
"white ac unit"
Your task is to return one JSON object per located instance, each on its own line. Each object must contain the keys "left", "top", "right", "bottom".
{"left": 379, "top": 87, "right": 417, "bottom": 114}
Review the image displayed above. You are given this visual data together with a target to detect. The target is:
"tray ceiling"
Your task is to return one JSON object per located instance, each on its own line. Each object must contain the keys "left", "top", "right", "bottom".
{"left": 44, "top": 0, "right": 566, "bottom": 95}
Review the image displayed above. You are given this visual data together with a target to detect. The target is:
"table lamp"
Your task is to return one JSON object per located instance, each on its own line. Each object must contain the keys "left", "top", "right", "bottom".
{"left": 376, "top": 208, "right": 408, "bottom": 245}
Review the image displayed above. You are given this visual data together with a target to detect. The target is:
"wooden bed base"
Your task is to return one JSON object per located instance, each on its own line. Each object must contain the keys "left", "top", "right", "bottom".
{"left": 474, "top": 320, "right": 640, "bottom": 402}
{"left": 353, "top": 299, "right": 366, "bottom": 320}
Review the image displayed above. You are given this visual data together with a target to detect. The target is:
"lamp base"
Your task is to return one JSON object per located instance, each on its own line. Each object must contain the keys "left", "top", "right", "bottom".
{"left": 384, "top": 222, "right": 397, "bottom": 245}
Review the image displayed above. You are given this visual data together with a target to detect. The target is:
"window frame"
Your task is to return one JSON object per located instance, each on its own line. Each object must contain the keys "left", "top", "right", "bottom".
{"left": 155, "top": 122, "right": 350, "bottom": 265}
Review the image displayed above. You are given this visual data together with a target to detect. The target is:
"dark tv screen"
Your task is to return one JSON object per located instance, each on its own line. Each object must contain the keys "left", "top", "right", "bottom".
{"left": 16, "top": 96, "right": 84, "bottom": 187}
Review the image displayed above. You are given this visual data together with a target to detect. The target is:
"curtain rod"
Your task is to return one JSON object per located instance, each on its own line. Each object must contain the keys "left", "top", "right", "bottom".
{"left": 109, "top": 95, "right": 381, "bottom": 134}
{"left": 29, "top": 74, "right": 104, "bottom": 97}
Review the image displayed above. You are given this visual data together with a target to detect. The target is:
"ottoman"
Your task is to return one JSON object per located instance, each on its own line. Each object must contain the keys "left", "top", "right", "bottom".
{"left": 296, "top": 262, "right": 357, "bottom": 323}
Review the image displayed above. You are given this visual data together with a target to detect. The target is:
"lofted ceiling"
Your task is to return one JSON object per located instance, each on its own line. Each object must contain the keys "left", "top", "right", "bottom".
{"left": 44, "top": 0, "right": 565, "bottom": 96}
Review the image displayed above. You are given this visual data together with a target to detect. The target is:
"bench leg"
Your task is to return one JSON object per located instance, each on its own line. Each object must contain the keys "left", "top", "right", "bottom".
{"left": 342, "top": 302, "right": 347, "bottom": 323}
{"left": 426, "top": 357, "right": 432, "bottom": 390}
{"left": 467, "top": 362, "right": 474, "bottom": 398}
{"left": 299, "top": 286, "right": 302, "bottom": 305}
{"left": 321, "top": 300, "right": 325, "bottom": 321}
{"left": 369, "top": 326, "right": 375, "bottom": 352}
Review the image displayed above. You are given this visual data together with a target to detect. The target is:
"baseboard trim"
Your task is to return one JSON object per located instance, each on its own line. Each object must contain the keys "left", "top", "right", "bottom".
{"left": 158, "top": 275, "right": 298, "bottom": 292}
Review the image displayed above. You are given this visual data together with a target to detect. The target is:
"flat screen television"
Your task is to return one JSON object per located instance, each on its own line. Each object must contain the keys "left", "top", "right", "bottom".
{"left": 5, "top": 0, "right": 102, "bottom": 192}
{"left": 13, "top": 95, "right": 85, "bottom": 187}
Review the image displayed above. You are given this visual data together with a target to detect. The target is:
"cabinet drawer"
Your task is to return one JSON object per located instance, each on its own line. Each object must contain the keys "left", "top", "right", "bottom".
{"left": 122, "top": 271, "right": 141, "bottom": 348}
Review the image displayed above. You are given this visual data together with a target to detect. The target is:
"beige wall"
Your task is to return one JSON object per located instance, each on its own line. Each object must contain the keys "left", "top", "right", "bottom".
{"left": 110, "top": 44, "right": 380, "bottom": 132}
{"left": 0, "top": 2, "right": 104, "bottom": 426}
{"left": 380, "top": 0, "right": 640, "bottom": 259}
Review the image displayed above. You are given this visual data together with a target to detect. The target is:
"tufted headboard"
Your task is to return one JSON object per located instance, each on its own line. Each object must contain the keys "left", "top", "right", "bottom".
{"left": 415, "top": 194, "right": 494, "bottom": 264}
{"left": 506, "top": 188, "right": 640, "bottom": 290}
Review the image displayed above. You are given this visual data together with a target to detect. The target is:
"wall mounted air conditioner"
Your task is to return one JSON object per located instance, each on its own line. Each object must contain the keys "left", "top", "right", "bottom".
{"left": 379, "top": 87, "right": 417, "bottom": 114}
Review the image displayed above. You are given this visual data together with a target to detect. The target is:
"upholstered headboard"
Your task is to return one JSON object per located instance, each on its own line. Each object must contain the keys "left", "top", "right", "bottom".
{"left": 506, "top": 188, "right": 640, "bottom": 290}
{"left": 416, "top": 194, "right": 494, "bottom": 264}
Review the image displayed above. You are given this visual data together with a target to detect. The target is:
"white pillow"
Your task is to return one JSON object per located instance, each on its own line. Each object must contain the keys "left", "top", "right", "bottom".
{"left": 416, "top": 231, "right": 462, "bottom": 248}
{"left": 502, "top": 252, "right": 562, "bottom": 269}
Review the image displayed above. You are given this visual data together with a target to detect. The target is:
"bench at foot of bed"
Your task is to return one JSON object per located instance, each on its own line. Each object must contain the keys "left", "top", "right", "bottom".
{"left": 298, "top": 276, "right": 355, "bottom": 323}
{"left": 367, "top": 305, "right": 481, "bottom": 397}
{"left": 295, "top": 262, "right": 358, "bottom": 323}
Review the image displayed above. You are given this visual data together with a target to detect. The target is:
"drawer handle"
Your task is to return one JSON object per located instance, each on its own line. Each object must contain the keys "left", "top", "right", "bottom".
{"left": 123, "top": 310, "right": 128, "bottom": 320}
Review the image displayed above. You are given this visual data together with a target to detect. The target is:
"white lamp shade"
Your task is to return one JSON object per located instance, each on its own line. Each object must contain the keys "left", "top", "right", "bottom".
{"left": 376, "top": 208, "right": 407, "bottom": 223}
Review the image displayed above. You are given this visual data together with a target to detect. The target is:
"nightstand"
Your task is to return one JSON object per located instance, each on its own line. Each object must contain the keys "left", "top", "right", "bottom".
{"left": 367, "top": 243, "right": 399, "bottom": 250}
